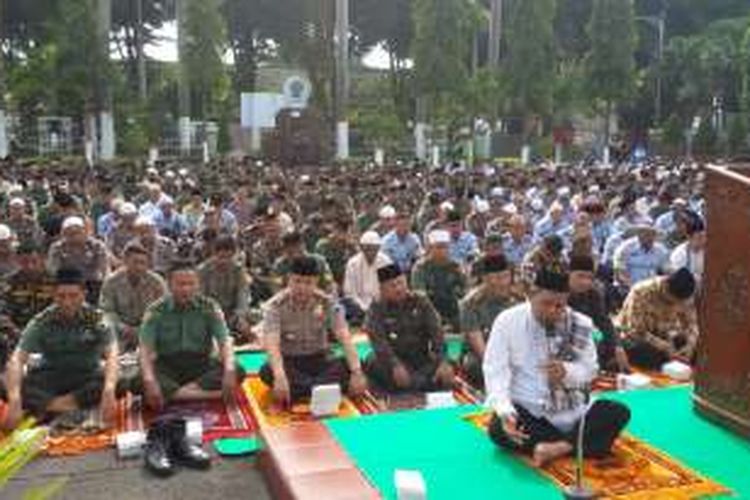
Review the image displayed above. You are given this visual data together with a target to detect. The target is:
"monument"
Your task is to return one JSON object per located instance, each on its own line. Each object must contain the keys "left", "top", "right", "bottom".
{"left": 693, "top": 164, "right": 750, "bottom": 436}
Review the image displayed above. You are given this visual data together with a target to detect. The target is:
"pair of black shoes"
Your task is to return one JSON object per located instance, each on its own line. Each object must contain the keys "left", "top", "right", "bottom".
{"left": 144, "top": 418, "right": 211, "bottom": 477}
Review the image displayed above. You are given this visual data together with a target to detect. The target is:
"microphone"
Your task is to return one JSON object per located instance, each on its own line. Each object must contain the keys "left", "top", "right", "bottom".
{"left": 563, "top": 398, "right": 596, "bottom": 500}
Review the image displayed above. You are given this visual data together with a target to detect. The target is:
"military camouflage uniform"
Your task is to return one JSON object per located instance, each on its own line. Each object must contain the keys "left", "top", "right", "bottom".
{"left": 9, "top": 305, "right": 118, "bottom": 417}
{"left": 459, "top": 287, "right": 513, "bottom": 388}
{"left": 410, "top": 258, "right": 467, "bottom": 332}
{"left": 99, "top": 268, "right": 167, "bottom": 351}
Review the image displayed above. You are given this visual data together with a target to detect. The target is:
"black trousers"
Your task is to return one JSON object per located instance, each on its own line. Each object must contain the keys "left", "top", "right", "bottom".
{"left": 488, "top": 400, "right": 630, "bottom": 459}
{"left": 363, "top": 353, "right": 449, "bottom": 393}
{"left": 461, "top": 352, "right": 485, "bottom": 390}
{"left": 624, "top": 335, "right": 690, "bottom": 371}
{"left": 259, "top": 352, "right": 350, "bottom": 401}
{"left": 0, "top": 368, "right": 128, "bottom": 418}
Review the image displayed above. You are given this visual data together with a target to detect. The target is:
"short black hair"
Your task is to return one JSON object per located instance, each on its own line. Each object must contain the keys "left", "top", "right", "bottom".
{"left": 167, "top": 260, "right": 196, "bottom": 278}
{"left": 214, "top": 235, "right": 237, "bottom": 253}
{"left": 123, "top": 241, "right": 149, "bottom": 257}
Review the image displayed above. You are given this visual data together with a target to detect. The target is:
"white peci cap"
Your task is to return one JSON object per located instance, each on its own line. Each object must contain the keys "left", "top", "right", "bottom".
{"left": 359, "top": 231, "right": 382, "bottom": 246}
{"left": 62, "top": 216, "right": 85, "bottom": 231}
{"left": 428, "top": 230, "right": 451, "bottom": 245}
{"left": 379, "top": 205, "right": 396, "bottom": 219}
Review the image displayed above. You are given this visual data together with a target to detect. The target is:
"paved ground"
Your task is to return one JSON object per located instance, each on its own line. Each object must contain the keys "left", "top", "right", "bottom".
{"left": 3, "top": 449, "right": 272, "bottom": 500}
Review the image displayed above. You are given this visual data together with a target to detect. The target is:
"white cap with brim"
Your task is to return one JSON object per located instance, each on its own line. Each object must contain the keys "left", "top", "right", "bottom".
{"left": 119, "top": 202, "right": 137, "bottom": 216}
{"left": 62, "top": 216, "right": 85, "bottom": 231}
{"left": 379, "top": 206, "right": 396, "bottom": 219}
{"left": 0, "top": 224, "right": 13, "bottom": 240}
{"left": 428, "top": 230, "right": 451, "bottom": 245}
{"left": 360, "top": 231, "right": 382, "bottom": 246}
{"left": 9, "top": 197, "right": 26, "bottom": 207}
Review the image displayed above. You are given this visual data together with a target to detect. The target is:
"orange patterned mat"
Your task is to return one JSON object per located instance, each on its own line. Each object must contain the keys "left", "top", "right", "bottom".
{"left": 242, "top": 376, "right": 360, "bottom": 428}
{"left": 464, "top": 411, "right": 730, "bottom": 500}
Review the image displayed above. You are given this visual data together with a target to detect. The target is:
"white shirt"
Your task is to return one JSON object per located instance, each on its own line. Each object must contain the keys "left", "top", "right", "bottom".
{"left": 483, "top": 302, "right": 598, "bottom": 431}
{"left": 343, "top": 252, "right": 391, "bottom": 311}
{"left": 670, "top": 242, "right": 704, "bottom": 286}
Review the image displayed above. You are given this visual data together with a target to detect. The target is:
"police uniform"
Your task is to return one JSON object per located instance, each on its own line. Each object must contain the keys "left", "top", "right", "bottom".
{"left": 362, "top": 291, "right": 449, "bottom": 392}
{"left": 259, "top": 288, "right": 350, "bottom": 400}
{"left": 12, "top": 305, "right": 117, "bottom": 417}
{"left": 137, "top": 295, "right": 235, "bottom": 400}
{"left": 459, "top": 287, "right": 513, "bottom": 388}
{"left": 410, "top": 257, "right": 467, "bottom": 332}
{"left": 99, "top": 268, "right": 167, "bottom": 351}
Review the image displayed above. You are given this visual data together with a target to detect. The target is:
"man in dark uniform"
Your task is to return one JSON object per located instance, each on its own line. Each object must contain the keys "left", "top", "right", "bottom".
{"left": 459, "top": 255, "right": 515, "bottom": 388}
{"left": 362, "top": 264, "right": 455, "bottom": 393}
{"left": 0, "top": 242, "right": 56, "bottom": 365}
{"left": 411, "top": 230, "right": 467, "bottom": 332}
{"left": 197, "top": 235, "right": 253, "bottom": 343}
{"left": 567, "top": 255, "right": 630, "bottom": 372}
{"left": 137, "top": 263, "right": 239, "bottom": 411}
{"left": 259, "top": 256, "right": 367, "bottom": 405}
{"left": 2, "top": 268, "right": 120, "bottom": 429}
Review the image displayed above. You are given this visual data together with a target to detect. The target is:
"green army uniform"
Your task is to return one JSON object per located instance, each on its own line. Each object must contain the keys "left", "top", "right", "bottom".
{"left": 13, "top": 305, "right": 117, "bottom": 417}
{"left": 273, "top": 253, "right": 334, "bottom": 292}
{"left": 138, "top": 295, "right": 237, "bottom": 400}
{"left": 411, "top": 258, "right": 467, "bottom": 332}
{"left": 314, "top": 237, "right": 358, "bottom": 287}
{"left": 362, "top": 292, "right": 449, "bottom": 392}
{"left": 459, "top": 287, "right": 513, "bottom": 388}
{"left": 197, "top": 258, "right": 252, "bottom": 333}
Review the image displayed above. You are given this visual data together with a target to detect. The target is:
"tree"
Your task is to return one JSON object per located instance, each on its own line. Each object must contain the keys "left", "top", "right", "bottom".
{"left": 694, "top": 117, "right": 718, "bottom": 157}
{"left": 585, "top": 0, "right": 636, "bottom": 148}
{"left": 352, "top": 0, "right": 413, "bottom": 125}
{"left": 505, "top": 0, "right": 557, "bottom": 143}
{"left": 111, "top": 0, "right": 170, "bottom": 100}
{"left": 412, "top": 0, "right": 476, "bottom": 108}
{"left": 221, "top": 0, "right": 278, "bottom": 94}
{"left": 180, "top": 0, "right": 229, "bottom": 120}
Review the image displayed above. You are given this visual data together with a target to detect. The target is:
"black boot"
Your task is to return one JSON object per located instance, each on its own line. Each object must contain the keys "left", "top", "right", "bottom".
{"left": 144, "top": 421, "right": 176, "bottom": 478}
{"left": 167, "top": 419, "right": 211, "bottom": 470}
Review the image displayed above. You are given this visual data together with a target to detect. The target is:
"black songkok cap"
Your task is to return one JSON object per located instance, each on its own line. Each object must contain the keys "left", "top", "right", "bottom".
{"left": 377, "top": 264, "right": 402, "bottom": 283}
{"left": 666, "top": 268, "right": 696, "bottom": 300}
{"left": 569, "top": 255, "right": 596, "bottom": 273}
{"left": 534, "top": 268, "right": 570, "bottom": 293}
{"left": 56, "top": 268, "right": 84, "bottom": 285}
{"left": 290, "top": 256, "right": 320, "bottom": 277}
{"left": 482, "top": 254, "right": 509, "bottom": 274}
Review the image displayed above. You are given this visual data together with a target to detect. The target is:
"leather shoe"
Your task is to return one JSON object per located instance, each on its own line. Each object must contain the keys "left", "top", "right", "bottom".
{"left": 144, "top": 425, "right": 175, "bottom": 477}
{"left": 167, "top": 420, "right": 211, "bottom": 470}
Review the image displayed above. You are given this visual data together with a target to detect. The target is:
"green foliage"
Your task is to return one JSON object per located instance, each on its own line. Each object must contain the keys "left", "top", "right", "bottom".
{"left": 728, "top": 114, "right": 748, "bottom": 154}
{"left": 505, "top": 0, "right": 556, "bottom": 121}
{"left": 585, "top": 0, "right": 636, "bottom": 109}
{"left": 181, "top": 0, "right": 229, "bottom": 120}
{"left": 693, "top": 118, "right": 718, "bottom": 157}
{"left": 662, "top": 114, "right": 684, "bottom": 152}
{"left": 412, "top": 0, "right": 476, "bottom": 99}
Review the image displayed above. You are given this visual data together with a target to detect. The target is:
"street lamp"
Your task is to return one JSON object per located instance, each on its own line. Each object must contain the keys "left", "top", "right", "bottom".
{"left": 635, "top": 13, "right": 666, "bottom": 125}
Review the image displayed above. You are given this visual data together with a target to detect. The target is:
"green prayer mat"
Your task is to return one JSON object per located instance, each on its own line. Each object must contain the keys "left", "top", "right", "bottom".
{"left": 607, "top": 386, "right": 750, "bottom": 499}
{"left": 213, "top": 437, "right": 260, "bottom": 457}
{"left": 326, "top": 386, "right": 750, "bottom": 500}
{"left": 237, "top": 338, "right": 465, "bottom": 374}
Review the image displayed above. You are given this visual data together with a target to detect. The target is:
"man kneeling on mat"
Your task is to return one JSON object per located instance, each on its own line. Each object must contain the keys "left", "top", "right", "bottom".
{"left": 3, "top": 268, "right": 121, "bottom": 429}
{"left": 361, "top": 264, "right": 455, "bottom": 392}
{"left": 259, "top": 256, "right": 367, "bottom": 406}
{"left": 483, "top": 268, "right": 630, "bottom": 466}
{"left": 137, "top": 263, "right": 240, "bottom": 410}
